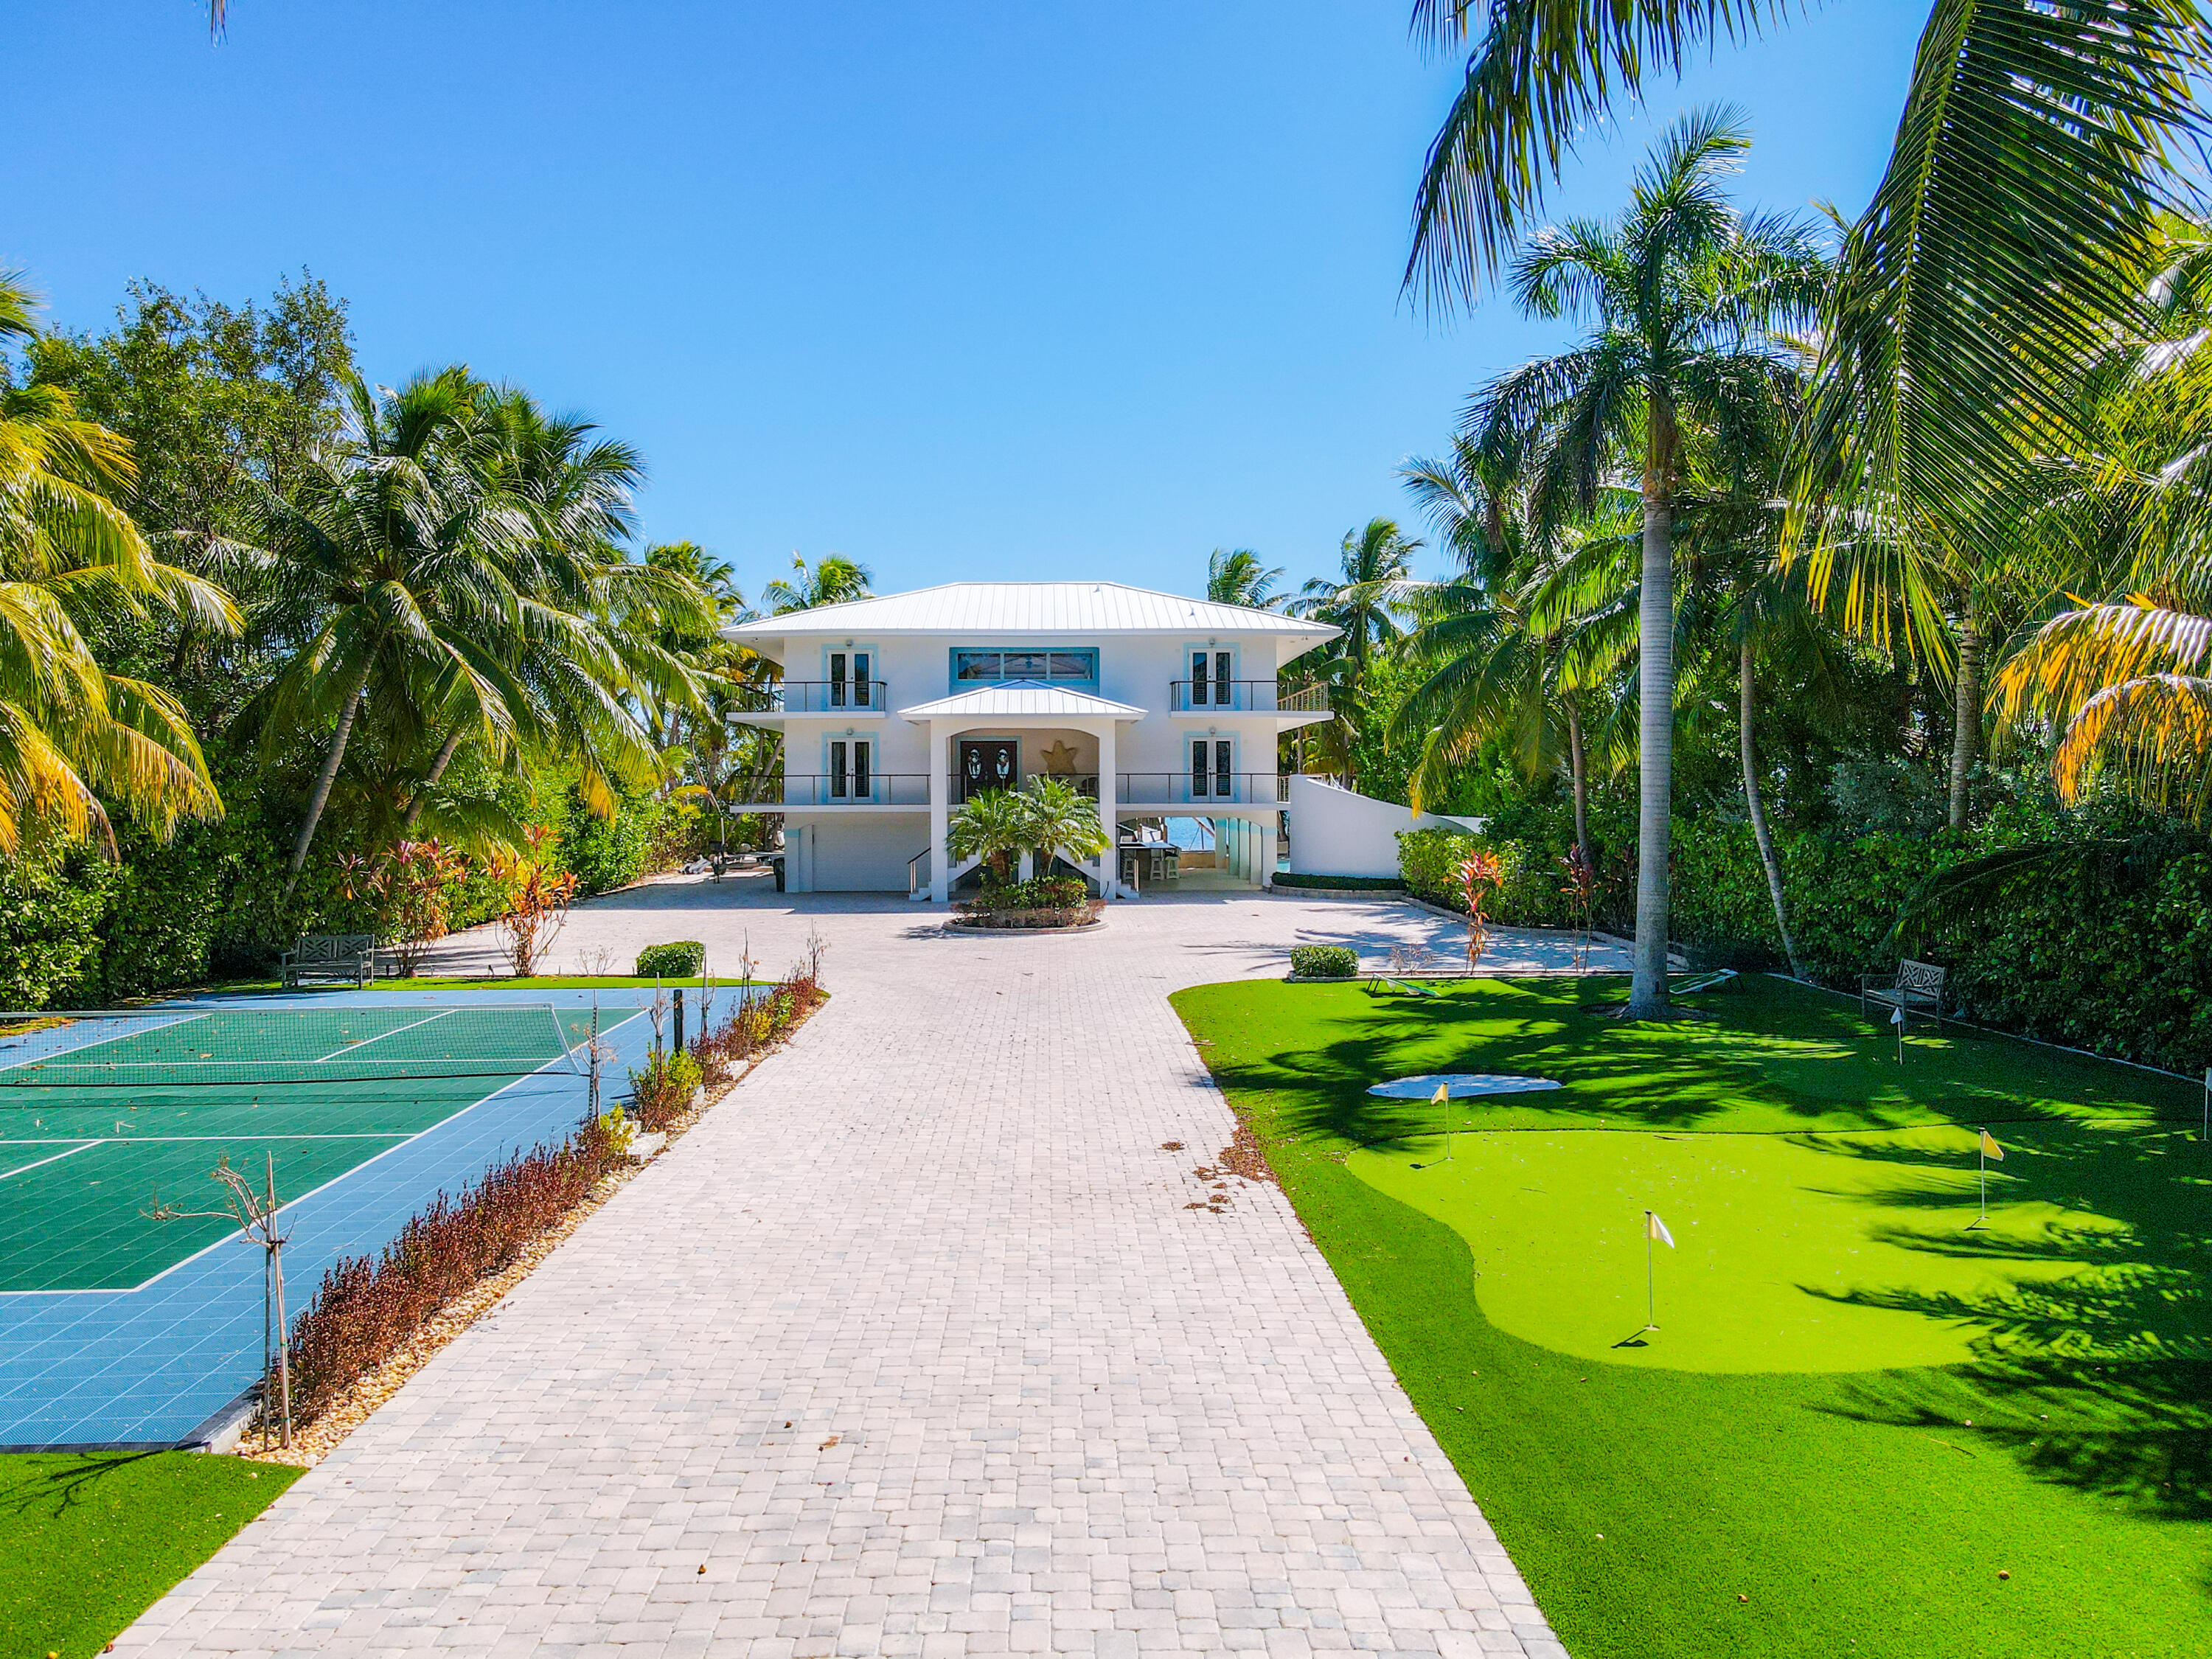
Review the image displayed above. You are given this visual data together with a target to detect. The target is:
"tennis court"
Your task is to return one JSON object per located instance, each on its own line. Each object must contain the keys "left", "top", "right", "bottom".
{"left": 0, "top": 1004, "right": 602, "bottom": 1296}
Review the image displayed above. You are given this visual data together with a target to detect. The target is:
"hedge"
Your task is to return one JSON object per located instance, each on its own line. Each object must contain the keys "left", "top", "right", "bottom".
{"left": 1290, "top": 945, "right": 1359, "bottom": 978}
{"left": 635, "top": 941, "right": 705, "bottom": 978}
{"left": 1399, "top": 815, "right": 2212, "bottom": 1077}
{"left": 1272, "top": 872, "right": 1407, "bottom": 891}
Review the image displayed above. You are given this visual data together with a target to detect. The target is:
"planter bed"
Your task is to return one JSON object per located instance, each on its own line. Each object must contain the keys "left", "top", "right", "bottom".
{"left": 947, "top": 902, "right": 1105, "bottom": 932}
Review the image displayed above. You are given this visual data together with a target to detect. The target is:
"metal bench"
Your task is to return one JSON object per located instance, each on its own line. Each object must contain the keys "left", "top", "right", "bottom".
{"left": 1860, "top": 958, "right": 1947, "bottom": 1031}
{"left": 281, "top": 933, "right": 376, "bottom": 989}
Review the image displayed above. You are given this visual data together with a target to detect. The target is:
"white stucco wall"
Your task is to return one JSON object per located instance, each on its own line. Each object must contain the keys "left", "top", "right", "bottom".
{"left": 1284, "top": 775, "right": 1480, "bottom": 880}
{"left": 791, "top": 813, "right": 929, "bottom": 892}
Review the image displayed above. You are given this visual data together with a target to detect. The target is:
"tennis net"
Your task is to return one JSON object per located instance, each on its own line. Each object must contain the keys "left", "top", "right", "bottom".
{"left": 0, "top": 1004, "right": 591, "bottom": 1091}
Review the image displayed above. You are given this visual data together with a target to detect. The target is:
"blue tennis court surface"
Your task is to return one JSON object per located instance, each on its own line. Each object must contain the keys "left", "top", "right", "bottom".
{"left": 0, "top": 987, "right": 661, "bottom": 1450}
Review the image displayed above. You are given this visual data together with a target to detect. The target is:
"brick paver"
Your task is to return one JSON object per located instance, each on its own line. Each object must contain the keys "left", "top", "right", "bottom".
{"left": 119, "top": 888, "right": 1597, "bottom": 1657}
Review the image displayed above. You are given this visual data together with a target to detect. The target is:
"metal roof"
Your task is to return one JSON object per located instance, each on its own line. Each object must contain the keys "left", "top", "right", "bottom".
{"left": 898, "top": 681, "right": 1149, "bottom": 722}
{"left": 724, "top": 582, "right": 1338, "bottom": 643}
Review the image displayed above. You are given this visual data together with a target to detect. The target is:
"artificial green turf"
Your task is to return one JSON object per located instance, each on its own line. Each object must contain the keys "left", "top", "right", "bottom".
{"left": 0, "top": 1452, "right": 301, "bottom": 1658}
{"left": 1174, "top": 973, "right": 2212, "bottom": 1659}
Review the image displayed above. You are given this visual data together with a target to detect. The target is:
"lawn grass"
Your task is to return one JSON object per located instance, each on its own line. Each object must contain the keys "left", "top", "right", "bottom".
{"left": 1173, "top": 973, "right": 2212, "bottom": 1659}
{"left": 0, "top": 1452, "right": 302, "bottom": 1657}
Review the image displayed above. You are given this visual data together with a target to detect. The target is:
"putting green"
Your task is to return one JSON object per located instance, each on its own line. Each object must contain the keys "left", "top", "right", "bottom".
{"left": 1174, "top": 973, "right": 2212, "bottom": 1658}
{"left": 1348, "top": 1118, "right": 2184, "bottom": 1372}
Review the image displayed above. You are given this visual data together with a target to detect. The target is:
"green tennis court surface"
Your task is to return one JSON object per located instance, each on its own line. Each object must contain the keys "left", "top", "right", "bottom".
{"left": 0, "top": 1005, "right": 598, "bottom": 1295}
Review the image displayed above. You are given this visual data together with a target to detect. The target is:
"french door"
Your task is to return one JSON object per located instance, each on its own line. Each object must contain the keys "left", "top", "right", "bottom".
{"left": 829, "top": 650, "right": 872, "bottom": 709}
{"left": 830, "top": 740, "right": 872, "bottom": 799}
{"left": 959, "top": 739, "right": 1018, "bottom": 801}
{"left": 1189, "top": 650, "right": 1234, "bottom": 706}
{"left": 1190, "top": 739, "right": 1233, "bottom": 799}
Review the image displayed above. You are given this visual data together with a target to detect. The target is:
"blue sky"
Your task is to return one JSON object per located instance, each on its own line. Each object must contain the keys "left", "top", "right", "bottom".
{"left": 13, "top": 1, "right": 1922, "bottom": 597}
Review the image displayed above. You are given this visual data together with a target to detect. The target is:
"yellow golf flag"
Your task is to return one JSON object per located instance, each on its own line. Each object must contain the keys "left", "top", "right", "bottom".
{"left": 1646, "top": 1210, "right": 1676, "bottom": 1248}
{"left": 1433, "top": 1083, "right": 1450, "bottom": 1105}
{"left": 1980, "top": 1128, "right": 2004, "bottom": 1161}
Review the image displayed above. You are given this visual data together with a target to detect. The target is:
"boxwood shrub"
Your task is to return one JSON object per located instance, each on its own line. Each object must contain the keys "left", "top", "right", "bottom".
{"left": 1289, "top": 945, "right": 1359, "bottom": 979}
{"left": 635, "top": 940, "right": 705, "bottom": 978}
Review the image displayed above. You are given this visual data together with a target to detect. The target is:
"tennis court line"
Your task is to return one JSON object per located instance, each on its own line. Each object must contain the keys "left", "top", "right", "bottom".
{"left": 2, "top": 1007, "right": 650, "bottom": 1300}
{"left": 0, "top": 1141, "right": 101, "bottom": 1180}
{"left": 313, "top": 1007, "right": 458, "bottom": 1065}
{"left": 0, "top": 1009, "right": 215, "bottom": 1073}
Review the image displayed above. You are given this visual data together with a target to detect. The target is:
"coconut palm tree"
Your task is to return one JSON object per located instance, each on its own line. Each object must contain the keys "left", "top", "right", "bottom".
{"left": 1405, "top": 0, "right": 2208, "bottom": 599}
{"left": 0, "top": 271, "right": 233, "bottom": 854}
{"left": 763, "top": 552, "right": 873, "bottom": 614}
{"left": 254, "top": 369, "right": 538, "bottom": 896}
{"left": 1206, "top": 548, "right": 1287, "bottom": 611}
{"left": 1293, "top": 518, "right": 1421, "bottom": 790}
{"left": 1465, "top": 110, "right": 1826, "bottom": 1016}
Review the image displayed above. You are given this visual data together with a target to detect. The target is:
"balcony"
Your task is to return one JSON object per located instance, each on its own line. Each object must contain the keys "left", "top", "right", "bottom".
{"left": 728, "top": 773, "right": 933, "bottom": 807}
{"left": 730, "top": 680, "right": 891, "bottom": 716}
{"left": 1167, "top": 679, "right": 1329, "bottom": 714}
{"left": 1117, "top": 772, "right": 1292, "bottom": 806}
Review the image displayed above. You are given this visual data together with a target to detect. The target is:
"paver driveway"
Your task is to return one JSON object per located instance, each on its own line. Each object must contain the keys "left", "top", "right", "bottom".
{"left": 121, "top": 888, "right": 1598, "bottom": 1657}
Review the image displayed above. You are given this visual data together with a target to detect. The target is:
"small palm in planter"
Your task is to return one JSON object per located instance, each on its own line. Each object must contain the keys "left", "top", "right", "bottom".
{"left": 950, "top": 778, "right": 1111, "bottom": 926}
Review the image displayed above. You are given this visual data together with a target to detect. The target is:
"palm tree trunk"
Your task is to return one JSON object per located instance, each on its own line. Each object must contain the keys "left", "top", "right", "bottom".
{"left": 1739, "top": 638, "right": 1804, "bottom": 980}
{"left": 281, "top": 666, "right": 372, "bottom": 900}
{"left": 1948, "top": 607, "right": 1981, "bottom": 830}
{"left": 1566, "top": 700, "right": 1590, "bottom": 868}
{"left": 1627, "top": 492, "right": 1674, "bottom": 1018}
{"left": 400, "top": 727, "right": 467, "bottom": 834}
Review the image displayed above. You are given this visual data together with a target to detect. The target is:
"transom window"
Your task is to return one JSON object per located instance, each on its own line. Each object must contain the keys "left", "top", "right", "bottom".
{"left": 953, "top": 649, "right": 1097, "bottom": 685}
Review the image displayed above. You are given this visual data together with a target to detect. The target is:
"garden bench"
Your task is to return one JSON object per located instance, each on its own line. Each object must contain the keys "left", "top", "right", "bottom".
{"left": 281, "top": 933, "right": 377, "bottom": 990}
{"left": 1860, "top": 958, "right": 1947, "bottom": 1031}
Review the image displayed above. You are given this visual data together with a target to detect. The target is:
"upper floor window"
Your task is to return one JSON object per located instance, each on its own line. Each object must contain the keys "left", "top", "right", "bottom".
{"left": 952, "top": 649, "right": 1097, "bottom": 686}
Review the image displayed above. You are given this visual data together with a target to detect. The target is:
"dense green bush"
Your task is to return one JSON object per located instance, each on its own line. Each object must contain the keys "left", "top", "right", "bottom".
{"left": 557, "top": 785, "right": 664, "bottom": 897}
{"left": 1289, "top": 945, "right": 1359, "bottom": 978}
{"left": 1272, "top": 872, "right": 1405, "bottom": 891}
{"left": 0, "top": 851, "right": 114, "bottom": 1008}
{"left": 974, "top": 875, "right": 1089, "bottom": 910}
{"left": 635, "top": 941, "right": 705, "bottom": 978}
{"left": 1399, "top": 813, "right": 2212, "bottom": 1074}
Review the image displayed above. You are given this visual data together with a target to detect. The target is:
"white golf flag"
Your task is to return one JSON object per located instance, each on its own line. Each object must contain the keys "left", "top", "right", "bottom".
{"left": 1891, "top": 1004, "right": 1906, "bottom": 1026}
{"left": 1646, "top": 1210, "right": 1675, "bottom": 1248}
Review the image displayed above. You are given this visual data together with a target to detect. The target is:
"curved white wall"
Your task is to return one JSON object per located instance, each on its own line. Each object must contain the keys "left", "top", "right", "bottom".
{"left": 1285, "top": 775, "right": 1480, "bottom": 879}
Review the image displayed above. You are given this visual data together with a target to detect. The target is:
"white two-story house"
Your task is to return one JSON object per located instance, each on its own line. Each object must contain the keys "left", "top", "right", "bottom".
{"left": 720, "top": 582, "right": 1340, "bottom": 899}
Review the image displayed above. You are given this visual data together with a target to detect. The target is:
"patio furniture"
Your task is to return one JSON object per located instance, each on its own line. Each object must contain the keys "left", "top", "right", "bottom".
{"left": 281, "top": 933, "right": 376, "bottom": 990}
{"left": 1860, "top": 959, "right": 1947, "bottom": 1031}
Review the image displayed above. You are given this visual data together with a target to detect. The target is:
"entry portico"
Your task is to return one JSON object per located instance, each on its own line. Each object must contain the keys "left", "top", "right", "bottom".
{"left": 899, "top": 681, "right": 1144, "bottom": 902}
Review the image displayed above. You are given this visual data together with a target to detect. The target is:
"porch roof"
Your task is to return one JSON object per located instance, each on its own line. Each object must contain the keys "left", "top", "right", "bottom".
{"left": 898, "top": 681, "right": 1148, "bottom": 723}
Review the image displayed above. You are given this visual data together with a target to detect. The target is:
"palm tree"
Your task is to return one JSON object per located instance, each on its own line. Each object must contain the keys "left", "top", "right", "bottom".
{"left": 1293, "top": 518, "right": 1420, "bottom": 790}
{"left": 1405, "top": 0, "right": 2208, "bottom": 605}
{"left": 254, "top": 369, "right": 537, "bottom": 896}
{"left": 1022, "top": 775, "right": 1110, "bottom": 875}
{"left": 0, "top": 271, "right": 233, "bottom": 854}
{"left": 1206, "top": 548, "right": 1287, "bottom": 610}
{"left": 1465, "top": 111, "right": 1826, "bottom": 1017}
{"left": 763, "top": 552, "right": 873, "bottom": 614}
{"left": 947, "top": 788, "right": 1034, "bottom": 886}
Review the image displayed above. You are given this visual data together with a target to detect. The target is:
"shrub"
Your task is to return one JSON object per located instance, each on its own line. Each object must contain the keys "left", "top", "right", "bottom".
{"left": 1271, "top": 872, "right": 1406, "bottom": 891}
{"left": 635, "top": 940, "right": 705, "bottom": 978}
{"left": 627, "top": 1048, "right": 702, "bottom": 1131}
{"left": 1290, "top": 945, "right": 1358, "bottom": 978}
{"left": 0, "top": 849, "right": 111, "bottom": 1009}
{"left": 287, "top": 1109, "right": 624, "bottom": 1422}
{"left": 972, "top": 876, "right": 1088, "bottom": 911}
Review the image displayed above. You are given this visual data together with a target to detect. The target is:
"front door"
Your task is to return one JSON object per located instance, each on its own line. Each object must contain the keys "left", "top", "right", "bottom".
{"left": 959, "top": 739, "right": 1018, "bottom": 801}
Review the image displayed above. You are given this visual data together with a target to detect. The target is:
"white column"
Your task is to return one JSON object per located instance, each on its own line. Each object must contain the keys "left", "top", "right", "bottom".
{"left": 1096, "top": 718, "right": 1119, "bottom": 901}
{"left": 928, "top": 720, "right": 950, "bottom": 904}
{"left": 1259, "top": 818, "right": 1276, "bottom": 888}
